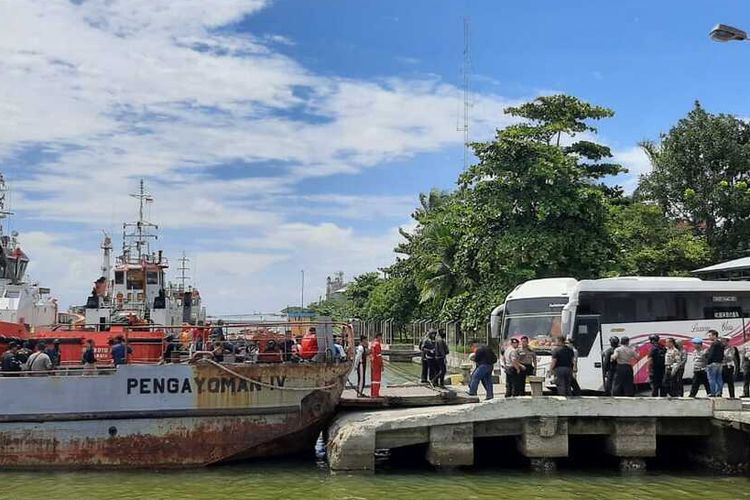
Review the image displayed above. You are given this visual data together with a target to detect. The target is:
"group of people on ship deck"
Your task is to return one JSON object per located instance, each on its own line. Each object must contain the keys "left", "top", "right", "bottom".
{"left": 0, "top": 336, "right": 131, "bottom": 376}
{"left": 160, "top": 326, "right": 348, "bottom": 365}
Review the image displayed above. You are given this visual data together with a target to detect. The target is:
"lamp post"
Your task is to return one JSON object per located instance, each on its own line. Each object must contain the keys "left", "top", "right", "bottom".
{"left": 710, "top": 23, "right": 748, "bottom": 42}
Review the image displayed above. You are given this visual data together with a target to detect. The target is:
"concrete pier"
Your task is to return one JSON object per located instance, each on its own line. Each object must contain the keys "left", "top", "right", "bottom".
{"left": 327, "top": 396, "right": 746, "bottom": 472}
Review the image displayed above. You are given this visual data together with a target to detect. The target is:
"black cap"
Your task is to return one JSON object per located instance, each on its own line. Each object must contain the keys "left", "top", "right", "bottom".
{"left": 648, "top": 334, "right": 660, "bottom": 343}
{"left": 8, "top": 341, "right": 18, "bottom": 348}
{"left": 609, "top": 336, "right": 620, "bottom": 347}
{"left": 53, "top": 339, "right": 61, "bottom": 344}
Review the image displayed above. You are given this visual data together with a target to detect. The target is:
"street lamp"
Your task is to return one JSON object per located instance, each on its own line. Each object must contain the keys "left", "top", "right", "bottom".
{"left": 710, "top": 23, "right": 748, "bottom": 42}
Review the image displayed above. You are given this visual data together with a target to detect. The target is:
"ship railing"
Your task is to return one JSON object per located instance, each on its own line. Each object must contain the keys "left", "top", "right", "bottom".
{"left": 6, "top": 366, "right": 118, "bottom": 377}
{"left": 26, "top": 320, "right": 356, "bottom": 365}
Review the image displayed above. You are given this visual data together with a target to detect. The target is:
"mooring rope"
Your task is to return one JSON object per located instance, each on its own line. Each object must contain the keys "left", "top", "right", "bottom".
{"left": 202, "top": 359, "right": 340, "bottom": 392}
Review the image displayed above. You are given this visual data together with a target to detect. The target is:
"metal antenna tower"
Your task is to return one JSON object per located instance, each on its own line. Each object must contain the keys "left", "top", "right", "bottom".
{"left": 458, "top": 17, "right": 472, "bottom": 170}
{"left": 0, "top": 174, "right": 13, "bottom": 237}
{"left": 178, "top": 251, "right": 191, "bottom": 291}
{"left": 122, "top": 179, "right": 158, "bottom": 263}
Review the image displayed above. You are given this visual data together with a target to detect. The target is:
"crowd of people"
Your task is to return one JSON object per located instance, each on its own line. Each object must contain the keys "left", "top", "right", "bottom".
{"left": 602, "top": 330, "right": 748, "bottom": 398}
{"left": 0, "top": 325, "right": 350, "bottom": 376}
{"left": 461, "top": 328, "right": 750, "bottom": 400}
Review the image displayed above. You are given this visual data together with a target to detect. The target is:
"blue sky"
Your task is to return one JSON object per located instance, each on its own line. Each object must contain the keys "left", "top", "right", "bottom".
{"left": 0, "top": 0, "right": 748, "bottom": 314}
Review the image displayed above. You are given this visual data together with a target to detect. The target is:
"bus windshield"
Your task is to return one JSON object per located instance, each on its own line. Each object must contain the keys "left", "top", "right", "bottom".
{"left": 502, "top": 313, "right": 563, "bottom": 354}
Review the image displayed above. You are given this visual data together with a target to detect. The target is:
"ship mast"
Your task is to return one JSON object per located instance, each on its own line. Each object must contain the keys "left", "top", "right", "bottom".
{"left": 178, "top": 251, "right": 191, "bottom": 291}
{"left": 0, "top": 174, "right": 14, "bottom": 237}
{"left": 122, "top": 179, "right": 158, "bottom": 264}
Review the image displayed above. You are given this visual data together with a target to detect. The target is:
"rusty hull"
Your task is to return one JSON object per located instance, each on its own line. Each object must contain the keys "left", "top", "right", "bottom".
{"left": 0, "top": 361, "right": 349, "bottom": 468}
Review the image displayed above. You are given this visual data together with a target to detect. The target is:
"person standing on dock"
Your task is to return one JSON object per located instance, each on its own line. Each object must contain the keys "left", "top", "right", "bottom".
{"left": 647, "top": 335, "right": 667, "bottom": 397}
{"left": 742, "top": 344, "right": 750, "bottom": 398}
{"left": 468, "top": 343, "right": 497, "bottom": 400}
{"left": 705, "top": 329, "right": 724, "bottom": 397}
{"left": 550, "top": 336, "right": 575, "bottom": 396}
{"left": 514, "top": 336, "right": 536, "bottom": 396}
{"left": 421, "top": 330, "right": 437, "bottom": 385}
{"left": 354, "top": 335, "right": 368, "bottom": 397}
{"left": 602, "top": 336, "right": 619, "bottom": 396}
{"left": 370, "top": 332, "right": 384, "bottom": 398}
{"left": 418, "top": 332, "right": 431, "bottom": 383}
{"left": 433, "top": 331, "right": 449, "bottom": 387}
{"left": 501, "top": 338, "right": 519, "bottom": 397}
{"left": 722, "top": 336, "right": 739, "bottom": 399}
{"left": 611, "top": 336, "right": 637, "bottom": 396}
{"left": 688, "top": 338, "right": 710, "bottom": 397}
{"left": 663, "top": 338, "right": 685, "bottom": 397}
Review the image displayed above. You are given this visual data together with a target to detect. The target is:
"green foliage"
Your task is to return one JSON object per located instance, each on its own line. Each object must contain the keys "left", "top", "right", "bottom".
{"left": 308, "top": 298, "right": 352, "bottom": 321}
{"left": 324, "top": 95, "right": 742, "bottom": 336}
{"left": 637, "top": 101, "right": 750, "bottom": 260}
{"left": 362, "top": 277, "right": 419, "bottom": 324}
{"left": 606, "top": 201, "right": 712, "bottom": 276}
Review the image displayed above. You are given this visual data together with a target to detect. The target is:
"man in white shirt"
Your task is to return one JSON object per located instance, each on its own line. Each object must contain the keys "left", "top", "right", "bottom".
{"left": 353, "top": 336, "right": 369, "bottom": 397}
{"left": 25, "top": 342, "right": 53, "bottom": 376}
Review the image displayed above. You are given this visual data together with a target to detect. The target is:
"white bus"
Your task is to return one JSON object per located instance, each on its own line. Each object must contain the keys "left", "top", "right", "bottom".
{"left": 491, "top": 276, "right": 750, "bottom": 392}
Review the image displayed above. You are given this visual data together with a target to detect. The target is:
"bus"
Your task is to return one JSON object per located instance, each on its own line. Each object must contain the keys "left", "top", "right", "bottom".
{"left": 491, "top": 276, "right": 750, "bottom": 392}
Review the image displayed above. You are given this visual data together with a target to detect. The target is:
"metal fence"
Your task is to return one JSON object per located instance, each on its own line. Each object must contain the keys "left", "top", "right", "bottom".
{"left": 351, "top": 319, "right": 490, "bottom": 352}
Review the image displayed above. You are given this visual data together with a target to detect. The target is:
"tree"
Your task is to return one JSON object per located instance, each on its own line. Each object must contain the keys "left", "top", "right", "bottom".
{"left": 607, "top": 201, "right": 711, "bottom": 276}
{"left": 451, "top": 94, "right": 625, "bottom": 329}
{"left": 637, "top": 101, "right": 750, "bottom": 260}
{"left": 344, "top": 272, "right": 383, "bottom": 318}
{"left": 362, "top": 277, "right": 419, "bottom": 324}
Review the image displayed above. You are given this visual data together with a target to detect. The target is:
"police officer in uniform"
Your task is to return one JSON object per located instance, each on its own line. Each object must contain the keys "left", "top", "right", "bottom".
{"left": 602, "top": 336, "right": 619, "bottom": 396}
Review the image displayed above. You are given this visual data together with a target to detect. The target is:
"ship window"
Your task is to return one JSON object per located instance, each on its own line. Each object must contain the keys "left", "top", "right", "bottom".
{"left": 17, "top": 261, "right": 27, "bottom": 280}
{"left": 127, "top": 270, "right": 144, "bottom": 290}
{"left": 115, "top": 271, "right": 124, "bottom": 284}
{"left": 146, "top": 271, "right": 159, "bottom": 285}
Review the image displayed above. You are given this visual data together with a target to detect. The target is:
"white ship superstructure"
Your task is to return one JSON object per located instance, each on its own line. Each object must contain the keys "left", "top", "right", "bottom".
{"left": 85, "top": 180, "right": 205, "bottom": 329}
{"left": 0, "top": 174, "right": 57, "bottom": 330}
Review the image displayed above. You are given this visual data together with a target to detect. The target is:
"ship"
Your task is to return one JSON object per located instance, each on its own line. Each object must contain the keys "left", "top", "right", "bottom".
{"left": 0, "top": 174, "right": 57, "bottom": 344}
{"left": 0, "top": 176, "right": 353, "bottom": 468}
{"left": 27, "top": 180, "right": 207, "bottom": 364}
{"left": 1, "top": 346, "right": 351, "bottom": 467}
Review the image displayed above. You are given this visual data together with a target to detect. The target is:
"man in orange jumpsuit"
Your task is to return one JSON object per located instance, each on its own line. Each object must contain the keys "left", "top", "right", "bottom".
{"left": 370, "top": 332, "right": 384, "bottom": 397}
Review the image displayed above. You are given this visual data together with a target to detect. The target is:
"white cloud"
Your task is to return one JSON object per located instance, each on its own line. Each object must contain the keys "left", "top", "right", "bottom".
{"left": 611, "top": 145, "right": 652, "bottom": 193}
{"left": 0, "top": 0, "right": 521, "bottom": 313}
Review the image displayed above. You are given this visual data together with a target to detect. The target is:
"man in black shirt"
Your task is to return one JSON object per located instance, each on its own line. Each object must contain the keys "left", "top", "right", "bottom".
{"left": 421, "top": 331, "right": 437, "bottom": 385}
{"left": 282, "top": 330, "right": 296, "bottom": 362}
{"left": 433, "top": 331, "right": 449, "bottom": 387}
{"left": 602, "top": 336, "right": 619, "bottom": 395}
{"left": 550, "top": 337, "right": 574, "bottom": 396}
{"left": 647, "top": 335, "right": 667, "bottom": 397}
{"left": 1, "top": 342, "right": 22, "bottom": 376}
{"left": 468, "top": 343, "right": 497, "bottom": 400}
{"left": 705, "top": 329, "right": 725, "bottom": 396}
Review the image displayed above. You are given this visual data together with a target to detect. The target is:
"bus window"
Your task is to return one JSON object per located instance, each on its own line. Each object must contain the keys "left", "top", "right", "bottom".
{"left": 572, "top": 315, "right": 599, "bottom": 357}
{"left": 503, "top": 314, "right": 563, "bottom": 353}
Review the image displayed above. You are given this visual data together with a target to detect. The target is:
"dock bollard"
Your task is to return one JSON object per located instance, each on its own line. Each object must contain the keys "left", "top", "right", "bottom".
{"left": 527, "top": 376, "right": 545, "bottom": 397}
{"left": 460, "top": 363, "right": 473, "bottom": 385}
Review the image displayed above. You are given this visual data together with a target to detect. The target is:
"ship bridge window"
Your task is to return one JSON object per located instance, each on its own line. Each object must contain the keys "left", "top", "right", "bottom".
{"left": 146, "top": 271, "right": 159, "bottom": 285}
{"left": 17, "top": 261, "right": 27, "bottom": 280}
{"left": 5, "top": 258, "right": 17, "bottom": 281}
{"left": 127, "top": 270, "right": 144, "bottom": 290}
{"left": 114, "top": 271, "right": 124, "bottom": 284}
